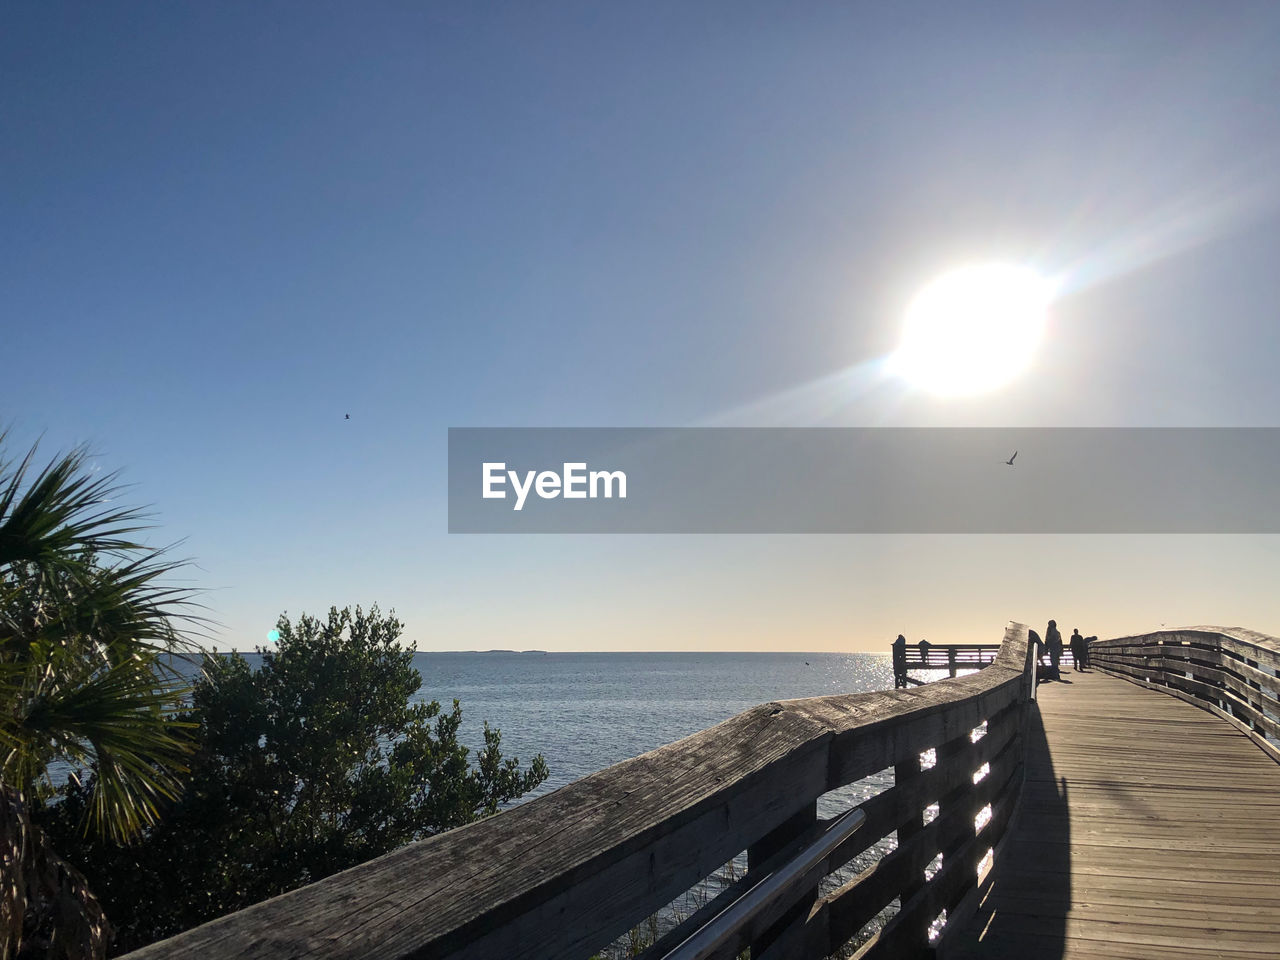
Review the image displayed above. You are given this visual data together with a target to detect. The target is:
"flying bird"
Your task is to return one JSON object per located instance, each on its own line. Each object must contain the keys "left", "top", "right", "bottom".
{"left": 1004, "top": 450, "right": 1017, "bottom": 465}
{"left": 344, "top": 414, "right": 350, "bottom": 420}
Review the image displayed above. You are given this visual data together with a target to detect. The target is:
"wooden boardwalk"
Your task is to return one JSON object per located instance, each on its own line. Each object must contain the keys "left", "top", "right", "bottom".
{"left": 945, "top": 666, "right": 1280, "bottom": 959}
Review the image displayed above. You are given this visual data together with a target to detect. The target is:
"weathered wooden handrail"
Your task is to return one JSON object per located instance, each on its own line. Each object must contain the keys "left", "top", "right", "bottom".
{"left": 126, "top": 623, "right": 1040, "bottom": 960}
{"left": 1090, "top": 626, "right": 1280, "bottom": 764}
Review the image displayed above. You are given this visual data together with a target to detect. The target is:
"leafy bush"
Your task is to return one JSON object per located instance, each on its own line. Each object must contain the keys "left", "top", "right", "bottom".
{"left": 45, "top": 605, "right": 548, "bottom": 954}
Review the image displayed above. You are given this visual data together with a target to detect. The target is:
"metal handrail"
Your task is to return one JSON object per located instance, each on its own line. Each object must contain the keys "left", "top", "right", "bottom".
{"left": 660, "top": 808, "right": 867, "bottom": 960}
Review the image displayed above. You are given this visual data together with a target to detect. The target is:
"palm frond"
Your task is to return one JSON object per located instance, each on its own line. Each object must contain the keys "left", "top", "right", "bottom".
{"left": 0, "top": 442, "right": 152, "bottom": 575}
{"left": 5, "top": 649, "right": 193, "bottom": 841}
{"left": 15, "top": 552, "right": 207, "bottom": 659}
{"left": 0, "top": 434, "right": 202, "bottom": 956}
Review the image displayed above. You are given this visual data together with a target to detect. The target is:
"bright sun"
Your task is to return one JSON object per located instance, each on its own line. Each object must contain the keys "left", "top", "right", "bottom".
{"left": 889, "top": 263, "right": 1053, "bottom": 396}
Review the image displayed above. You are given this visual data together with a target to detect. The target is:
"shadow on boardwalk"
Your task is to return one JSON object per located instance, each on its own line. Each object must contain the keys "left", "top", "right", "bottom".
{"left": 946, "top": 699, "right": 1071, "bottom": 959}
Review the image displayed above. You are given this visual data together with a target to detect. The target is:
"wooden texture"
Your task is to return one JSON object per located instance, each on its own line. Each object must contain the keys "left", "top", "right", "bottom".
{"left": 942, "top": 667, "right": 1280, "bottom": 960}
{"left": 124, "top": 624, "right": 1037, "bottom": 960}
{"left": 1090, "top": 626, "right": 1280, "bottom": 763}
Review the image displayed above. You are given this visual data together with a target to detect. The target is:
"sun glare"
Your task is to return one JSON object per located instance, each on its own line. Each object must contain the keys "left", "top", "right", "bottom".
{"left": 889, "top": 263, "right": 1052, "bottom": 396}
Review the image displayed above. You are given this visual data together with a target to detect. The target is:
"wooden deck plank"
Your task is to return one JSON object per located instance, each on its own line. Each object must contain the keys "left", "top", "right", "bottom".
{"left": 943, "top": 668, "right": 1280, "bottom": 959}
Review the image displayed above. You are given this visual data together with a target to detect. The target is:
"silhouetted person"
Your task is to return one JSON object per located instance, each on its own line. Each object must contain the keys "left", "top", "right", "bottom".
{"left": 892, "top": 634, "right": 908, "bottom": 688}
{"left": 1045, "top": 620, "right": 1063, "bottom": 680}
{"left": 1070, "top": 628, "right": 1085, "bottom": 670}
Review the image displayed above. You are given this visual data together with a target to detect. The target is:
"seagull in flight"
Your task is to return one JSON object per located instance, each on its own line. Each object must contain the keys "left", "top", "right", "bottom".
{"left": 1004, "top": 450, "right": 1017, "bottom": 466}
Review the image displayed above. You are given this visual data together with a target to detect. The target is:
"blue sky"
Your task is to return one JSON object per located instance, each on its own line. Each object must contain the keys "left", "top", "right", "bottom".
{"left": 5, "top": 2, "right": 1280, "bottom": 650}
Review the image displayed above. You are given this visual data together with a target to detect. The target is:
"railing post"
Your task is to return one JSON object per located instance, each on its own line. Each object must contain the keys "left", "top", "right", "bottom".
{"left": 947, "top": 647, "right": 957, "bottom": 678}
{"left": 893, "top": 750, "right": 927, "bottom": 943}
{"left": 1244, "top": 653, "right": 1265, "bottom": 735}
{"left": 747, "top": 800, "right": 817, "bottom": 958}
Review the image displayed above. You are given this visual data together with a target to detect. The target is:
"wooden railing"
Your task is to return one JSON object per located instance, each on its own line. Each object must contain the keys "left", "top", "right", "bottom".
{"left": 126, "top": 623, "right": 1040, "bottom": 960}
{"left": 1090, "top": 626, "right": 1280, "bottom": 764}
{"left": 892, "top": 643, "right": 1003, "bottom": 687}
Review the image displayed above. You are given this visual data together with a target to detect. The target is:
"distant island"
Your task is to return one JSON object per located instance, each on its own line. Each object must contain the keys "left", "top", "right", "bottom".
{"left": 415, "top": 649, "right": 548, "bottom": 654}
{"left": 479, "top": 649, "right": 549, "bottom": 655}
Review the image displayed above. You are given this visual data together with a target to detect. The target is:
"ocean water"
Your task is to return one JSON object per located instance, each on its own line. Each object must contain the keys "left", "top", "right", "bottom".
{"left": 411, "top": 651, "right": 897, "bottom": 798}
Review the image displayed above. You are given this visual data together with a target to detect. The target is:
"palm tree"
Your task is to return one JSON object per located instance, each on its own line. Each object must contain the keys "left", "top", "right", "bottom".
{"left": 0, "top": 437, "right": 200, "bottom": 959}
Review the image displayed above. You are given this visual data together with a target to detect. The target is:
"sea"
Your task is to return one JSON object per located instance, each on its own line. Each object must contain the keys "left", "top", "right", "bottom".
{"left": 411, "top": 651, "right": 897, "bottom": 800}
